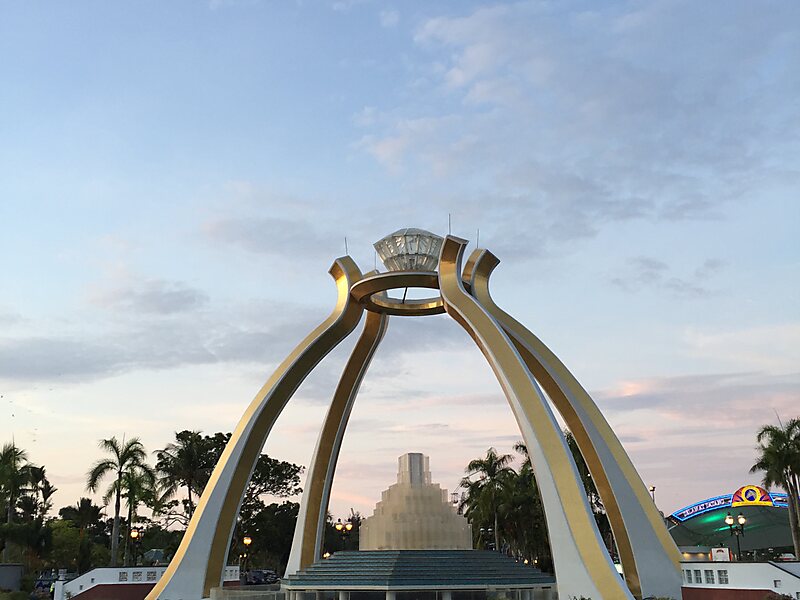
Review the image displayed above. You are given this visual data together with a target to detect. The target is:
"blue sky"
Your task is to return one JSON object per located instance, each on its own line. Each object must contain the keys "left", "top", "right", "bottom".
{"left": 1, "top": 0, "right": 798, "bottom": 520}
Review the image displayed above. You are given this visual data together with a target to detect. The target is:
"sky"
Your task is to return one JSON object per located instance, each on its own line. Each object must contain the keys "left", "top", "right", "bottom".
{"left": 0, "top": 0, "right": 798, "bottom": 525}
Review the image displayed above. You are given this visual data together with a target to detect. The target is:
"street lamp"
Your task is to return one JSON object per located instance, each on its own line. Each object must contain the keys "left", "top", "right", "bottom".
{"left": 648, "top": 486, "right": 656, "bottom": 503}
{"left": 241, "top": 535, "right": 252, "bottom": 573}
{"left": 724, "top": 512, "right": 746, "bottom": 560}
{"left": 335, "top": 518, "right": 354, "bottom": 549}
{"left": 129, "top": 527, "right": 142, "bottom": 567}
{"left": 479, "top": 527, "right": 495, "bottom": 550}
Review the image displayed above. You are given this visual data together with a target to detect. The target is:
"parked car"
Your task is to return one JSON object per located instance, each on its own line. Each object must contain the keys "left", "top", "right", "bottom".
{"left": 248, "top": 569, "right": 280, "bottom": 584}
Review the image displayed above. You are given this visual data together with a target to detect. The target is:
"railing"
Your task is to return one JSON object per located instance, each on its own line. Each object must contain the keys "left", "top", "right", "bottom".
{"left": 54, "top": 565, "right": 241, "bottom": 599}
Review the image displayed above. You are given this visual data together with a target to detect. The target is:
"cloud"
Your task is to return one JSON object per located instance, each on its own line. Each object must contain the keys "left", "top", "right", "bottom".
{"left": 89, "top": 279, "right": 208, "bottom": 314}
{"left": 592, "top": 370, "right": 800, "bottom": 510}
{"left": 379, "top": 10, "right": 399, "bottom": 28}
{"left": 597, "top": 371, "right": 799, "bottom": 426}
{"left": 683, "top": 324, "right": 800, "bottom": 373}
{"left": 353, "top": 1, "right": 800, "bottom": 256}
{"left": 0, "top": 301, "right": 324, "bottom": 384}
{"left": 204, "top": 216, "right": 341, "bottom": 259}
{"left": 611, "top": 256, "right": 726, "bottom": 297}
{"left": 0, "top": 312, "right": 23, "bottom": 326}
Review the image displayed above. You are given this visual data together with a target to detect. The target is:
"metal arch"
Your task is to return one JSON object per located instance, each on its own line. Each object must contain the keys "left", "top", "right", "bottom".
{"left": 462, "top": 248, "right": 682, "bottom": 600}
{"left": 147, "top": 257, "right": 365, "bottom": 600}
{"left": 285, "top": 308, "right": 389, "bottom": 576}
{"left": 438, "top": 236, "right": 633, "bottom": 600}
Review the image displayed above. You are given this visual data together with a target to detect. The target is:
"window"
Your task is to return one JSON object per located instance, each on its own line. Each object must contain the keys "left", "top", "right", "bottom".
{"left": 774, "top": 580, "right": 782, "bottom": 588}
{"left": 133, "top": 571, "right": 142, "bottom": 582}
{"left": 704, "top": 570, "right": 715, "bottom": 584}
{"left": 119, "top": 572, "right": 128, "bottom": 582}
{"left": 685, "top": 570, "right": 693, "bottom": 583}
{"left": 147, "top": 571, "right": 157, "bottom": 582}
{"left": 718, "top": 570, "right": 728, "bottom": 584}
{"left": 694, "top": 570, "right": 702, "bottom": 584}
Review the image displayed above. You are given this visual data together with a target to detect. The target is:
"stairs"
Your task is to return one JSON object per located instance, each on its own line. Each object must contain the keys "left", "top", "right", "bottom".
{"left": 284, "top": 550, "right": 555, "bottom": 589}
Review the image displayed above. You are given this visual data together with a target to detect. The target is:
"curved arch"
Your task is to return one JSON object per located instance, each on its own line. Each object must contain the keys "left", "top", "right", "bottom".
{"left": 147, "top": 257, "right": 364, "bottom": 600}
{"left": 285, "top": 308, "right": 389, "bottom": 576}
{"left": 462, "top": 249, "right": 681, "bottom": 599}
{"left": 439, "top": 236, "right": 633, "bottom": 600}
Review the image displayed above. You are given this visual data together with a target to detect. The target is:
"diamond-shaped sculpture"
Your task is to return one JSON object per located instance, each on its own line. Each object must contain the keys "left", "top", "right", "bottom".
{"left": 373, "top": 228, "right": 444, "bottom": 272}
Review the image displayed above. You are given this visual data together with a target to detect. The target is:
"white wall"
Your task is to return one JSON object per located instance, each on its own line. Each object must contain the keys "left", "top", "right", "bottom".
{"left": 54, "top": 565, "right": 240, "bottom": 600}
{"left": 681, "top": 561, "right": 800, "bottom": 598}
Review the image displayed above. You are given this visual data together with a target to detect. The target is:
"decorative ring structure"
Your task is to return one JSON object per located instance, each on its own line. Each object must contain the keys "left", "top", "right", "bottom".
{"left": 350, "top": 271, "right": 444, "bottom": 316}
{"left": 147, "top": 233, "right": 681, "bottom": 600}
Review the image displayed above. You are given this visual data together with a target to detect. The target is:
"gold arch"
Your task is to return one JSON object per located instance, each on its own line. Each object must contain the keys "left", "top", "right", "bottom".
{"left": 147, "top": 237, "right": 680, "bottom": 600}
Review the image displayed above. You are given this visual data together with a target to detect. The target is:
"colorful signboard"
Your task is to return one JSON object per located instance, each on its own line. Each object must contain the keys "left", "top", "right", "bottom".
{"left": 731, "top": 485, "right": 773, "bottom": 507}
{"left": 670, "top": 485, "right": 791, "bottom": 522}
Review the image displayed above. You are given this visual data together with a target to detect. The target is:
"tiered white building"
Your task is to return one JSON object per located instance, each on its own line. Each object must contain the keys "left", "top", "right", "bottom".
{"left": 359, "top": 452, "right": 472, "bottom": 550}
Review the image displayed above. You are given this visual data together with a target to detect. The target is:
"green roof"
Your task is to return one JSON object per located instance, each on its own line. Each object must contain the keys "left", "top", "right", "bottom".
{"left": 669, "top": 504, "right": 794, "bottom": 552}
{"left": 284, "top": 551, "right": 556, "bottom": 590}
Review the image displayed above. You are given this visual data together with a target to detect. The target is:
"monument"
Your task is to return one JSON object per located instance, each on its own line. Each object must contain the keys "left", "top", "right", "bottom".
{"left": 359, "top": 453, "right": 471, "bottom": 551}
{"left": 146, "top": 228, "right": 682, "bottom": 600}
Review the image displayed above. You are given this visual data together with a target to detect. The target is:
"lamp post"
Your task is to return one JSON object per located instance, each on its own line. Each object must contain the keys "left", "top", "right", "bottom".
{"left": 648, "top": 486, "right": 656, "bottom": 504}
{"left": 724, "top": 512, "right": 746, "bottom": 560}
{"left": 334, "top": 518, "right": 354, "bottom": 550}
{"left": 479, "top": 527, "right": 494, "bottom": 550}
{"left": 129, "top": 527, "right": 142, "bottom": 567}
{"left": 242, "top": 535, "right": 252, "bottom": 573}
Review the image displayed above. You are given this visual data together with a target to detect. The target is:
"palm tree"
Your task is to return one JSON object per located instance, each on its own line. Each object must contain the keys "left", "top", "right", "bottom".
{"left": 0, "top": 442, "right": 33, "bottom": 561}
{"left": 115, "top": 464, "right": 156, "bottom": 566}
{"left": 86, "top": 436, "right": 149, "bottom": 566}
{"left": 750, "top": 418, "right": 800, "bottom": 558}
{"left": 462, "top": 447, "right": 514, "bottom": 551}
{"left": 25, "top": 466, "right": 57, "bottom": 520}
{"left": 60, "top": 498, "right": 105, "bottom": 574}
{"left": 155, "top": 430, "right": 209, "bottom": 521}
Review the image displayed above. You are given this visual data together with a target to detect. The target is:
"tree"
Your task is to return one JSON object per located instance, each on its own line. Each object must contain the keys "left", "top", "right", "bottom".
{"left": 116, "top": 464, "right": 156, "bottom": 566}
{"left": 86, "top": 436, "right": 150, "bottom": 566}
{"left": 20, "top": 466, "right": 57, "bottom": 522}
{"left": 155, "top": 431, "right": 208, "bottom": 521}
{"left": 0, "top": 442, "right": 34, "bottom": 561}
{"left": 153, "top": 431, "right": 303, "bottom": 534}
{"left": 60, "top": 498, "right": 106, "bottom": 573}
{"left": 750, "top": 418, "right": 800, "bottom": 558}
{"left": 461, "top": 447, "right": 514, "bottom": 552}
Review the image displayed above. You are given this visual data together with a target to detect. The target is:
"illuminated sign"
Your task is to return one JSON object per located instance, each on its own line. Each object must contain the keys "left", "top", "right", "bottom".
{"left": 772, "top": 493, "right": 789, "bottom": 508}
{"left": 670, "top": 486, "right": 791, "bottom": 522}
{"left": 672, "top": 494, "right": 732, "bottom": 521}
{"left": 731, "top": 485, "right": 773, "bottom": 507}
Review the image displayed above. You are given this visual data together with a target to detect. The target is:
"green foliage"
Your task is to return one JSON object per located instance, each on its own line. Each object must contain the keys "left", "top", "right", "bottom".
{"left": 0, "top": 591, "right": 30, "bottom": 600}
{"left": 0, "top": 443, "right": 56, "bottom": 565}
{"left": 462, "top": 433, "right": 615, "bottom": 572}
{"left": 155, "top": 431, "right": 303, "bottom": 534}
{"left": 750, "top": 417, "right": 800, "bottom": 558}
{"left": 86, "top": 436, "right": 151, "bottom": 567}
